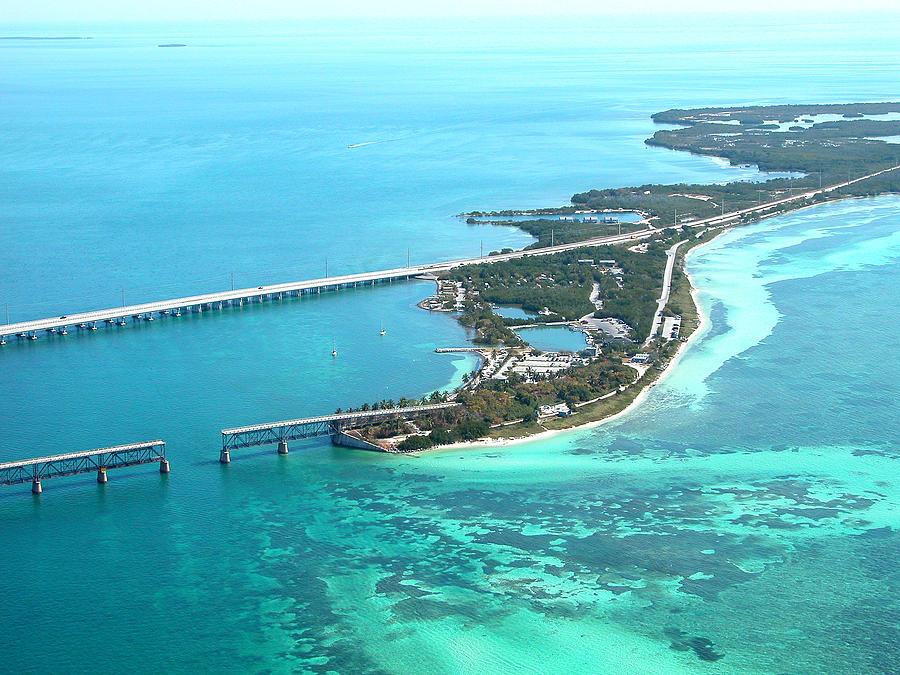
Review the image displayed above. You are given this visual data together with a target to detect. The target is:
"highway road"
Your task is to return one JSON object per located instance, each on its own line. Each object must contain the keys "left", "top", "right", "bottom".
{"left": 3, "top": 163, "right": 896, "bottom": 343}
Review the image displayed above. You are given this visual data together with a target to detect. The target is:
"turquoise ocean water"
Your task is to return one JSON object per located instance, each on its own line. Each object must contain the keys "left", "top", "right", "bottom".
{"left": 1, "top": 14, "right": 899, "bottom": 674}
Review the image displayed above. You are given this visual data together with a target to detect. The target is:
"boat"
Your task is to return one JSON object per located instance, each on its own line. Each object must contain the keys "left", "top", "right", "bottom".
{"left": 332, "top": 340, "right": 338, "bottom": 357}
{"left": 380, "top": 322, "right": 386, "bottom": 336}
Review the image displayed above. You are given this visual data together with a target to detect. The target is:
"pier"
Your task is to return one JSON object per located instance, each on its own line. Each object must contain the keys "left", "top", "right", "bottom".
{"left": 0, "top": 441, "right": 169, "bottom": 494}
{"left": 220, "top": 403, "right": 459, "bottom": 462}
{"left": 434, "top": 347, "right": 487, "bottom": 353}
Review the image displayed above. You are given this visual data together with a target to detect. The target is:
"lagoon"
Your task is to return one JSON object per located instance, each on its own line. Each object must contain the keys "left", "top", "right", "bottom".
{"left": 515, "top": 324, "right": 588, "bottom": 353}
{"left": 490, "top": 304, "right": 536, "bottom": 320}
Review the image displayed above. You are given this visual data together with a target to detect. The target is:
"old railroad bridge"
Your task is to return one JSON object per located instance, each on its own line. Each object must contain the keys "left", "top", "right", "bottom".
{"left": 0, "top": 404, "right": 458, "bottom": 495}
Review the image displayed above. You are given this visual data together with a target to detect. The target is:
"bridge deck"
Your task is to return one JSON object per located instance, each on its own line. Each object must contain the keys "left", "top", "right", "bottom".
{"left": 1, "top": 266, "right": 423, "bottom": 337}
{"left": 0, "top": 230, "right": 651, "bottom": 340}
{"left": 222, "top": 403, "right": 458, "bottom": 435}
{"left": 3, "top": 166, "right": 898, "bottom": 345}
{"left": 221, "top": 403, "right": 460, "bottom": 457}
{"left": 0, "top": 440, "right": 168, "bottom": 488}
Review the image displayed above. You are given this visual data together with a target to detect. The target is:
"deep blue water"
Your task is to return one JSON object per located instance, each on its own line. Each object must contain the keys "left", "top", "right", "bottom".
{"left": 2, "top": 13, "right": 900, "bottom": 675}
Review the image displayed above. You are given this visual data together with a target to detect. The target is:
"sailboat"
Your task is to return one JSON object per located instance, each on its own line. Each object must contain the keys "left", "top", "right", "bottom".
{"left": 380, "top": 322, "right": 386, "bottom": 336}
{"left": 332, "top": 340, "right": 338, "bottom": 357}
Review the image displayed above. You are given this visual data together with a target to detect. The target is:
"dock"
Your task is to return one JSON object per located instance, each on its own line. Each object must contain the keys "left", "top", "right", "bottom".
{"left": 0, "top": 440, "right": 169, "bottom": 494}
{"left": 220, "top": 403, "right": 459, "bottom": 462}
{"left": 434, "top": 347, "right": 486, "bottom": 353}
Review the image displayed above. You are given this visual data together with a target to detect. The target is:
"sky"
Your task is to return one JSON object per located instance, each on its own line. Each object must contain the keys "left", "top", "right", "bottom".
{"left": 3, "top": 0, "right": 899, "bottom": 24}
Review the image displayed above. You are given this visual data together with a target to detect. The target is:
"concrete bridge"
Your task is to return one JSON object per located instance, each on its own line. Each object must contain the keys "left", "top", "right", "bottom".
{"left": 3, "top": 166, "right": 898, "bottom": 348}
{"left": 0, "top": 440, "right": 169, "bottom": 494}
{"left": 0, "top": 230, "right": 651, "bottom": 346}
{"left": 0, "top": 266, "right": 424, "bottom": 344}
{"left": 220, "top": 403, "right": 459, "bottom": 462}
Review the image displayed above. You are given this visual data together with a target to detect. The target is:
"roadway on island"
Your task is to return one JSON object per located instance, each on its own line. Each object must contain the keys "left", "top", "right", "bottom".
{"left": 646, "top": 239, "right": 688, "bottom": 344}
{"left": 0, "top": 229, "right": 654, "bottom": 339}
{"left": 3, "top": 163, "right": 897, "bottom": 343}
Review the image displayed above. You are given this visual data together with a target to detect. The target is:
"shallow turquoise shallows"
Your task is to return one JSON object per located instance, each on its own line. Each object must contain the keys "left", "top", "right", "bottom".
{"left": 2, "top": 14, "right": 900, "bottom": 675}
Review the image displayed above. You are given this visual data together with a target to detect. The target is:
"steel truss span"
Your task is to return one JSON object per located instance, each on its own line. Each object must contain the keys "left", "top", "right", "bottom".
{"left": 0, "top": 441, "right": 169, "bottom": 491}
{"left": 220, "top": 403, "right": 459, "bottom": 461}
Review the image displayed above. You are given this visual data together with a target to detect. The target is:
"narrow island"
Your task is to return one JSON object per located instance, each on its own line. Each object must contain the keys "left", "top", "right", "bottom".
{"left": 337, "top": 102, "right": 900, "bottom": 452}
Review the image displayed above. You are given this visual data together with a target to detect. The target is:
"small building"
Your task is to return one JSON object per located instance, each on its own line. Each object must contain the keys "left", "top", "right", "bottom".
{"left": 539, "top": 403, "right": 572, "bottom": 417}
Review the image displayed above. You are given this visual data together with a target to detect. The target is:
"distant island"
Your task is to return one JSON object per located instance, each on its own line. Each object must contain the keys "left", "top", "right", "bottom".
{"left": 336, "top": 102, "right": 900, "bottom": 452}
{"left": 0, "top": 36, "right": 92, "bottom": 40}
{"left": 158, "top": 44, "right": 186, "bottom": 48}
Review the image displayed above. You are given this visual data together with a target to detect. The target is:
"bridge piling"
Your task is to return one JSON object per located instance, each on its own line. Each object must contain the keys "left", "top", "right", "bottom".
{"left": 1, "top": 441, "right": 168, "bottom": 495}
{"left": 220, "top": 403, "right": 461, "bottom": 461}
{"left": 159, "top": 459, "right": 170, "bottom": 473}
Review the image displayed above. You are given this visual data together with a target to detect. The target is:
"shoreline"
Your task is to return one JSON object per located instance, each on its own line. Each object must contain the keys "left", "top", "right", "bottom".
{"left": 390, "top": 192, "right": 895, "bottom": 456}
{"left": 419, "top": 230, "right": 722, "bottom": 454}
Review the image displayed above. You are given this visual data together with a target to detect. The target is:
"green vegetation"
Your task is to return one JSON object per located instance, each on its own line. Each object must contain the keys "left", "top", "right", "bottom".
{"left": 541, "top": 368, "right": 656, "bottom": 430}
{"left": 446, "top": 241, "right": 679, "bottom": 339}
{"left": 396, "top": 419, "right": 492, "bottom": 452}
{"left": 394, "top": 356, "right": 635, "bottom": 451}
{"left": 558, "top": 103, "right": 900, "bottom": 232}
{"left": 335, "top": 392, "right": 448, "bottom": 416}
{"left": 449, "top": 249, "right": 602, "bottom": 321}
{"left": 457, "top": 302, "right": 524, "bottom": 346}
{"left": 512, "top": 218, "right": 644, "bottom": 247}
{"left": 393, "top": 103, "right": 900, "bottom": 451}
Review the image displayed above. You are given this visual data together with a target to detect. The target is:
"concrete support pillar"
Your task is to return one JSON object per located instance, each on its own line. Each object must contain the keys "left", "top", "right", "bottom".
{"left": 219, "top": 450, "right": 231, "bottom": 464}
{"left": 159, "top": 459, "right": 170, "bottom": 474}
{"left": 277, "top": 440, "right": 289, "bottom": 455}
{"left": 32, "top": 480, "right": 42, "bottom": 494}
{"left": 97, "top": 469, "right": 108, "bottom": 484}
